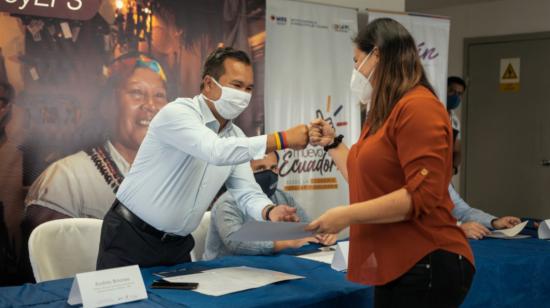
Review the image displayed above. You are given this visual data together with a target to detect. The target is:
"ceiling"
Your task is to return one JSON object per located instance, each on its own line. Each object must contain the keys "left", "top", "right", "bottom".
{"left": 406, "top": 0, "right": 504, "bottom": 11}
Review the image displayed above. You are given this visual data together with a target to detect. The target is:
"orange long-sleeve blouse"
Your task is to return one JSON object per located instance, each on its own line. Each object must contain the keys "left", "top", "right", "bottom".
{"left": 346, "top": 86, "right": 474, "bottom": 285}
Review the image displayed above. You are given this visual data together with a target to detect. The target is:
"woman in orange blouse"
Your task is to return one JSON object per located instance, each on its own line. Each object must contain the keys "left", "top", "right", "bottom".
{"left": 307, "top": 18, "right": 475, "bottom": 307}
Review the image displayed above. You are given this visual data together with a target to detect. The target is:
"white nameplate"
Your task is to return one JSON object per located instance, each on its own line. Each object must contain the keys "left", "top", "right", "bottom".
{"left": 67, "top": 265, "right": 147, "bottom": 307}
{"left": 331, "top": 241, "right": 349, "bottom": 272}
{"left": 538, "top": 219, "right": 550, "bottom": 240}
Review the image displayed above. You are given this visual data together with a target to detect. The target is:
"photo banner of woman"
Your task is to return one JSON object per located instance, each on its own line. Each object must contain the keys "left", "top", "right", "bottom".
{"left": 0, "top": 0, "right": 266, "bottom": 285}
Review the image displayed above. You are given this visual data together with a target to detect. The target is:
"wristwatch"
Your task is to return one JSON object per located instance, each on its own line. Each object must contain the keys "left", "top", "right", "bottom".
{"left": 324, "top": 134, "right": 344, "bottom": 152}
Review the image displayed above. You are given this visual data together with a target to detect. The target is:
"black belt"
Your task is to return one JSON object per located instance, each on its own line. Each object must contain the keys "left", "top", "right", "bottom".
{"left": 112, "top": 199, "right": 184, "bottom": 241}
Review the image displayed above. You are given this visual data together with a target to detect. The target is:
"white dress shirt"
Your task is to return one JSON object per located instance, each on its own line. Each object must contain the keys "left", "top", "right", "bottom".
{"left": 117, "top": 95, "right": 271, "bottom": 236}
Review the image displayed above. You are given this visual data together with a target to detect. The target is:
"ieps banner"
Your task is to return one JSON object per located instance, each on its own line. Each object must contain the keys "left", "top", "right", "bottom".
{"left": 265, "top": 0, "right": 359, "bottom": 219}
{"left": 367, "top": 11, "right": 451, "bottom": 104}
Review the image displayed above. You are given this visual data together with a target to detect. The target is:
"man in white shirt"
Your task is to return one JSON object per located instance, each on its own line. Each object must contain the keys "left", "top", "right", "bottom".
{"left": 97, "top": 47, "right": 309, "bottom": 269}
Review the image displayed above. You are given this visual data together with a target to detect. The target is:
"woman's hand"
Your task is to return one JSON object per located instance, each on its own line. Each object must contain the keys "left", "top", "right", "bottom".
{"left": 305, "top": 206, "right": 351, "bottom": 234}
{"left": 309, "top": 118, "right": 335, "bottom": 146}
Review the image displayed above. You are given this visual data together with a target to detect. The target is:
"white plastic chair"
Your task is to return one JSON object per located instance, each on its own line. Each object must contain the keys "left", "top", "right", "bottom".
{"left": 28, "top": 218, "right": 103, "bottom": 282}
{"left": 190, "top": 212, "right": 211, "bottom": 261}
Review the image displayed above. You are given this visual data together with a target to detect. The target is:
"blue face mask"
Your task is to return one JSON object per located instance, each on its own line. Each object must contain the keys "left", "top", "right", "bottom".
{"left": 254, "top": 170, "right": 278, "bottom": 197}
{"left": 447, "top": 94, "right": 461, "bottom": 110}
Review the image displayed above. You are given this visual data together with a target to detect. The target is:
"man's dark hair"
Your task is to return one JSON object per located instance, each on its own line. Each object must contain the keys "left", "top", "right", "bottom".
{"left": 448, "top": 76, "right": 466, "bottom": 90}
{"left": 0, "top": 81, "right": 14, "bottom": 104}
{"left": 200, "top": 47, "right": 251, "bottom": 90}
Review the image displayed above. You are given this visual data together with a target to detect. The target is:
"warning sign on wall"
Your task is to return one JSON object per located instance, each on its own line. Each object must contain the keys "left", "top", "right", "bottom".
{"left": 500, "top": 58, "right": 520, "bottom": 92}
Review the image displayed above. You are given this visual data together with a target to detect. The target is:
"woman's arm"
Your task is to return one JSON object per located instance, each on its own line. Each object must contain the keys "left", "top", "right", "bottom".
{"left": 306, "top": 188, "right": 412, "bottom": 234}
{"left": 307, "top": 96, "right": 453, "bottom": 234}
{"left": 309, "top": 118, "right": 349, "bottom": 181}
{"left": 327, "top": 143, "right": 349, "bottom": 181}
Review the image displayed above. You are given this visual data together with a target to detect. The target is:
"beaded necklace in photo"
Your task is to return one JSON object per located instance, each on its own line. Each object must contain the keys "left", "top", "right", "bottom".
{"left": 86, "top": 145, "right": 125, "bottom": 193}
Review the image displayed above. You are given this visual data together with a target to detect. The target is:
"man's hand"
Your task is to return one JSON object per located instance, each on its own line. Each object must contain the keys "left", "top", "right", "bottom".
{"left": 274, "top": 237, "right": 318, "bottom": 251}
{"left": 315, "top": 233, "right": 338, "bottom": 246}
{"left": 461, "top": 221, "right": 490, "bottom": 240}
{"left": 284, "top": 124, "right": 309, "bottom": 150}
{"left": 491, "top": 216, "right": 521, "bottom": 229}
{"left": 309, "top": 118, "right": 335, "bottom": 147}
{"left": 305, "top": 206, "right": 351, "bottom": 234}
{"left": 267, "top": 205, "right": 299, "bottom": 222}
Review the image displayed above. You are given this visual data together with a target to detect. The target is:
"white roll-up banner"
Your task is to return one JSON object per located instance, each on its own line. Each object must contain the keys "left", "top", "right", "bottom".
{"left": 368, "top": 11, "right": 451, "bottom": 104}
{"left": 265, "top": 0, "right": 359, "bottom": 221}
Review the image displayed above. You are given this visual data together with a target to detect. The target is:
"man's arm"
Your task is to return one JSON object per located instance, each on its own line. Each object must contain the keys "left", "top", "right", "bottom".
{"left": 225, "top": 163, "right": 298, "bottom": 222}
{"left": 213, "top": 198, "right": 276, "bottom": 255}
{"left": 272, "top": 190, "right": 310, "bottom": 222}
{"left": 449, "top": 184, "right": 496, "bottom": 228}
{"left": 151, "top": 103, "right": 308, "bottom": 166}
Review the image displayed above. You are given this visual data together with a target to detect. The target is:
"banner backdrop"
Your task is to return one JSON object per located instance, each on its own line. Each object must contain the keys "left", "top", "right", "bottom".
{"left": 0, "top": 0, "right": 265, "bottom": 285}
{"left": 367, "top": 11, "right": 450, "bottom": 103}
{"left": 265, "top": 0, "right": 359, "bottom": 220}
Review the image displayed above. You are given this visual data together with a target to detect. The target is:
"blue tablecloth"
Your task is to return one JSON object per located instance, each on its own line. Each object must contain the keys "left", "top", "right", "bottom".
{"left": 462, "top": 238, "right": 550, "bottom": 307}
{"left": 0, "top": 254, "right": 371, "bottom": 308}
{"left": 1, "top": 238, "right": 549, "bottom": 307}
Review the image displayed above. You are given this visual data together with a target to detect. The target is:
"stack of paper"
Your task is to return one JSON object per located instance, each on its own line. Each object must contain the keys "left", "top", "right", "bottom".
{"left": 486, "top": 221, "right": 530, "bottom": 239}
{"left": 163, "top": 266, "right": 303, "bottom": 296}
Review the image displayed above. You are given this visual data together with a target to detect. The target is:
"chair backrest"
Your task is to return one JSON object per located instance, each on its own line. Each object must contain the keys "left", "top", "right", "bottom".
{"left": 28, "top": 218, "right": 103, "bottom": 282}
{"left": 190, "top": 212, "right": 211, "bottom": 261}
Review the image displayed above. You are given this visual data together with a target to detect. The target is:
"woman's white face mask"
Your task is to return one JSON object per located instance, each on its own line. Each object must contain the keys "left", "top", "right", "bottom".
{"left": 204, "top": 77, "right": 252, "bottom": 120}
{"left": 350, "top": 51, "right": 376, "bottom": 110}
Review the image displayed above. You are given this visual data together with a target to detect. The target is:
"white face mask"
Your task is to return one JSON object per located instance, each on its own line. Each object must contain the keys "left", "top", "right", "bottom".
{"left": 205, "top": 78, "right": 252, "bottom": 120}
{"left": 350, "top": 51, "right": 375, "bottom": 110}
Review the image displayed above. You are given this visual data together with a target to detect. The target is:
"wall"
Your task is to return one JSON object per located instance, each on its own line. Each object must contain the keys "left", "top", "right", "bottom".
{"left": 409, "top": 0, "right": 550, "bottom": 190}
{"left": 297, "top": 0, "right": 405, "bottom": 11}
{"left": 409, "top": 0, "right": 550, "bottom": 77}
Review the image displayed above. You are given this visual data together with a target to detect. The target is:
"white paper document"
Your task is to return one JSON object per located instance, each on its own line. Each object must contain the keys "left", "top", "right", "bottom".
{"left": 538, "top": 219, "right": 550, "bottom": 240}
{"left": 296, "top": 249, "right": 335, "bottom": 264}
{"left": 163, "top": 266, "right": 303, "bottom": 296}
{"left": 486, "top": 220, "right": 530, "bottom": 239}
{"left": 228, "top": 221, "right": 314, "bottom": 241}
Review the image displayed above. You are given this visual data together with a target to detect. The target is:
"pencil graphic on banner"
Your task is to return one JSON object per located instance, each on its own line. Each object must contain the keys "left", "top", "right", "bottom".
{"left": 326, "top": 95, "right": 331, "bottom": 113}
{"left": 334, "top": 105, "right": 343, "bottom": 116}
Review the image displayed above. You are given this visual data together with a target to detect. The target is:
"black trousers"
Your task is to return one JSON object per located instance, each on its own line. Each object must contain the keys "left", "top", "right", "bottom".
{"left": 374, "top": 250, "right": 475, "bottom": 308}
{"left": 96, "top": 202, "right": 194, "bottom": 270}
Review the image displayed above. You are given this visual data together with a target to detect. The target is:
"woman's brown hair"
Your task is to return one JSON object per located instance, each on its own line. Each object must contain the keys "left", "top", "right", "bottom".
{"left": 354, "top": 18, "right": 436, "bottom": 134}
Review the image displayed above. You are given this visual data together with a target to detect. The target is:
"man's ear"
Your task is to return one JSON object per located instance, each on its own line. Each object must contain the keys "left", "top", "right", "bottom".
{"left": 203, "top": 76, "right": 213, "bottom": 92}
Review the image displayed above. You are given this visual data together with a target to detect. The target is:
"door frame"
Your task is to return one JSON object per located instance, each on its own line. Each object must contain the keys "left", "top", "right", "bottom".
{"left": 461, "top": 31, "right": 550, "bottom": 198}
